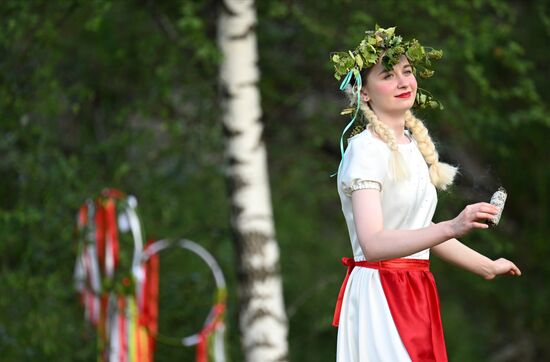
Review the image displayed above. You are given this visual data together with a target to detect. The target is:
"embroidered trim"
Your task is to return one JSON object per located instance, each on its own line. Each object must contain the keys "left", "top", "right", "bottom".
{"left": 343, "top": 179, "right": 381, "bottom": 196}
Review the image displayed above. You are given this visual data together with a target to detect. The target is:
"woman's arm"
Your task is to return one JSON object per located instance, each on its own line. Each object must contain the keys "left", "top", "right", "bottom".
{"left": 352, "top": 188, "right": 499, "bottom": 261}
{"left": 431, "top": 237, "right": 521, "bottom": 279}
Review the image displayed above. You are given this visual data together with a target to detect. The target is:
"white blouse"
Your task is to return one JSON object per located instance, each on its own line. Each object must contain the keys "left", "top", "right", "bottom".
{"left": 336, "top": 128, "right": 438, "bottom": 260}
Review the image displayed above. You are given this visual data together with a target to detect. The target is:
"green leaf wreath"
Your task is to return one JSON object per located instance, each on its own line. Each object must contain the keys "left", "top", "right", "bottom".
{"left": 330, "top": 25, "right": 444, "bottom": 110}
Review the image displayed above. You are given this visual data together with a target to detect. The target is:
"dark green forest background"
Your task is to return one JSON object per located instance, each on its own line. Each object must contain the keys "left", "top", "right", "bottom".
{"left": 1, "top": 0, "right": 549, "bottom": 361}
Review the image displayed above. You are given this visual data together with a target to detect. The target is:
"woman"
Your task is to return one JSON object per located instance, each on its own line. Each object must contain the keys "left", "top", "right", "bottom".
{"left": 330, "top": 26, "right": 521, "bottom": 361}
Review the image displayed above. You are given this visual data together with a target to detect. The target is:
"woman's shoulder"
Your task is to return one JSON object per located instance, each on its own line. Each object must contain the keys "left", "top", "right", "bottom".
{"left": 345, "top": 128, "right": 388, "bottom": 155}
{"left": 341, "top": 128, "right": 390, "bottom": 176}
{"left": 339, "top": 128, "right": 389, "bottom": 189}
{"left": 348, "top": 127, "right": 417, "bottom": 150}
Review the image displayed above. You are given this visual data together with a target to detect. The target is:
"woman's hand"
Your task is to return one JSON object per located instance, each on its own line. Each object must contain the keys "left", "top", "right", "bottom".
{"left": 484, "top": 258, "right": 522, "bottom": 280}
{"left": 450, "top": 202, "right": 500, "bottom": 238}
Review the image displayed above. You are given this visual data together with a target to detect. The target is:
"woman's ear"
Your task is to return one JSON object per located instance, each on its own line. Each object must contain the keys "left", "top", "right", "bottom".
{"left": 361, "top": 90, "right": 370, "bottom": 103}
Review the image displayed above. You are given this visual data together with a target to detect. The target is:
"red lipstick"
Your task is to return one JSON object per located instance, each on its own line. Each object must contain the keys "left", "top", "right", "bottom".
{"left": 396, "top": 92, "right": 412, "bottom": 98}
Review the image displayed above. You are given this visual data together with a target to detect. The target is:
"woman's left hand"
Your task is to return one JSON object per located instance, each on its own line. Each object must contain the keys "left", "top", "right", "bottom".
{"left": 485, "top": 258, "right": 522, "bottom": 280}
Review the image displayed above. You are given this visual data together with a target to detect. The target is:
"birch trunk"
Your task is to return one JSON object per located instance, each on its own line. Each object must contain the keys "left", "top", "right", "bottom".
{"left": 217, "top": 1, "right": 289, "bottom": 361}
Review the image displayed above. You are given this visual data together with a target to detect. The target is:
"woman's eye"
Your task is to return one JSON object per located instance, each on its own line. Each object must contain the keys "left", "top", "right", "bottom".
{"left": 383, "top": 73, "right": 393, "bottom": 80}
{"left": 404, "top": 70, "right": 413, "bottom": 75}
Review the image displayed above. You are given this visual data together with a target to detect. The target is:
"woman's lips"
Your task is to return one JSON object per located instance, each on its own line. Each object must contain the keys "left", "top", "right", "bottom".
{"left": 396, "top": 92, "right": 412, "bottom": 98}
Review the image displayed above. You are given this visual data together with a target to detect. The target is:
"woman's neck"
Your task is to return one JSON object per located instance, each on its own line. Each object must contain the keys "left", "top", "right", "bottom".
{"left": 371, "top": 108, "right": 409, "bottom": 143}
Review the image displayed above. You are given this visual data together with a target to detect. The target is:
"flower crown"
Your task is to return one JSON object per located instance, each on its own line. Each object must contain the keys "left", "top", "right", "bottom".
{"left": 330, "top": 25, "right": 443, "bottom": 109}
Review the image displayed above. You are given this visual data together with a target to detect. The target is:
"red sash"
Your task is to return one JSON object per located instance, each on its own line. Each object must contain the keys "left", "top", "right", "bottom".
{"left": 333, "top": 257, "right": 430, "bottom": 326}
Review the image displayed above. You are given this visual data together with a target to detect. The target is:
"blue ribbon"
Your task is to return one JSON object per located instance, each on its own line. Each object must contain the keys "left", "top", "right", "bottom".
{"left": 339, "top": 69, "right": 354, "bottom": 91}
{"left": 332, "top": 69, "right": 362, "bottom": 177}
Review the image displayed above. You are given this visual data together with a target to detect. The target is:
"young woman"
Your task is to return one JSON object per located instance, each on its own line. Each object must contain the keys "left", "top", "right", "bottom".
{"left": 330, "top": 27, "right": 521, "bottom": 362}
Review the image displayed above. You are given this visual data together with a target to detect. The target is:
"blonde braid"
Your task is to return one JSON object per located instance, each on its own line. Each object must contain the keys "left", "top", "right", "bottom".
{"left": 360, "top": 104, "right": 409, "bottom": 181}
{"left": 404, "top": 110, "right": 458, "bottom": 190}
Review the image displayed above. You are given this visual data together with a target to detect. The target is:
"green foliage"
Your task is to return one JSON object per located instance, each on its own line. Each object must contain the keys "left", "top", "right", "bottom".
{"left": 1, "top": 0, "right": 549, "bottom": 361}
{"left": 0, "top": 0, "right": 232, "bottom": 360}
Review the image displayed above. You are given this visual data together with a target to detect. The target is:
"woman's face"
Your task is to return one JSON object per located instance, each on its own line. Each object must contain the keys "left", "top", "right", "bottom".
{"left": 362, "top": 55, "right": 417, "bottom": 115}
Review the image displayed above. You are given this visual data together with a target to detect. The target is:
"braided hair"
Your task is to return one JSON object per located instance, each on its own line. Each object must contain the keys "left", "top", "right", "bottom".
{"left": 344, "top": 84, "right": 457, "bottom": 189}
{"left": 404, "top": 110, "right": 457, "bottom": 190}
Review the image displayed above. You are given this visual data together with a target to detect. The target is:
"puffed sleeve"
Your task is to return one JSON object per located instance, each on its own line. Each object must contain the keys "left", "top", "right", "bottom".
{"left": 339, "top": 136, "right": 387, "bottom": 197}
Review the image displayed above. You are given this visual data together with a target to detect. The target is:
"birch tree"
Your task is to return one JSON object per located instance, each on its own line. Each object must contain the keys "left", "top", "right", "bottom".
{"left": 217, "top": 1, "right": 289, "bottom": 361}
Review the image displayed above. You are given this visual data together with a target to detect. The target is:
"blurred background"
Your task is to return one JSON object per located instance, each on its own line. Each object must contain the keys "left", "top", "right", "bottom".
{"left": 1, "top": 0, "right": 549, "bottom": 361}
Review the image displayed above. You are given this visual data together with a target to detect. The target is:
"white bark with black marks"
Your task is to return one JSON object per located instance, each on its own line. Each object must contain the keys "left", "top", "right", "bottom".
{"left": 218, "top": 1, "right": 289, "bottom": 361}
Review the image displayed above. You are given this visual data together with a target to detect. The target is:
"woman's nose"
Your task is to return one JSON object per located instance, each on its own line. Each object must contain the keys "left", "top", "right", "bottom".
{"left": 396, "top": 73, "right": 408, "bottom": 87}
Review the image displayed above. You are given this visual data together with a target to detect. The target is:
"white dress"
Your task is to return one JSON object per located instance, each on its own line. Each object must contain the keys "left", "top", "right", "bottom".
{"left": 334, "top": 128, "right": 446, "bottom": 362}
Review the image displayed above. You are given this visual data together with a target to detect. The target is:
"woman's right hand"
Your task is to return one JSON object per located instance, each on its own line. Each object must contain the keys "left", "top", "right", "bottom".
{"left": 450, "top": 202, "right": 500, "bottom": 238}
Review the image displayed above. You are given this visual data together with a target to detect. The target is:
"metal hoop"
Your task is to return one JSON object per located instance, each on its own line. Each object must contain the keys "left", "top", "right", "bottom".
{"left": 140, "top": 239, "right": 226, "bottom": 347}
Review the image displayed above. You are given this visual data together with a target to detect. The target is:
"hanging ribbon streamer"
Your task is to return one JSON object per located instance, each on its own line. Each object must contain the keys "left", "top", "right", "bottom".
{"left": 75, "top": 192, "right": 226, "bottom": 362}
{"left": 75, "top": 189, "right": 151, "bottom": 362}
{"left": 196, "top": 296, "right": 226, "bottom": 362}
{"left": 136, "top": 239, "right": 159, "bottom": 362}
{"left": 332, "top": 68, "right": 363, "bottom": 177}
